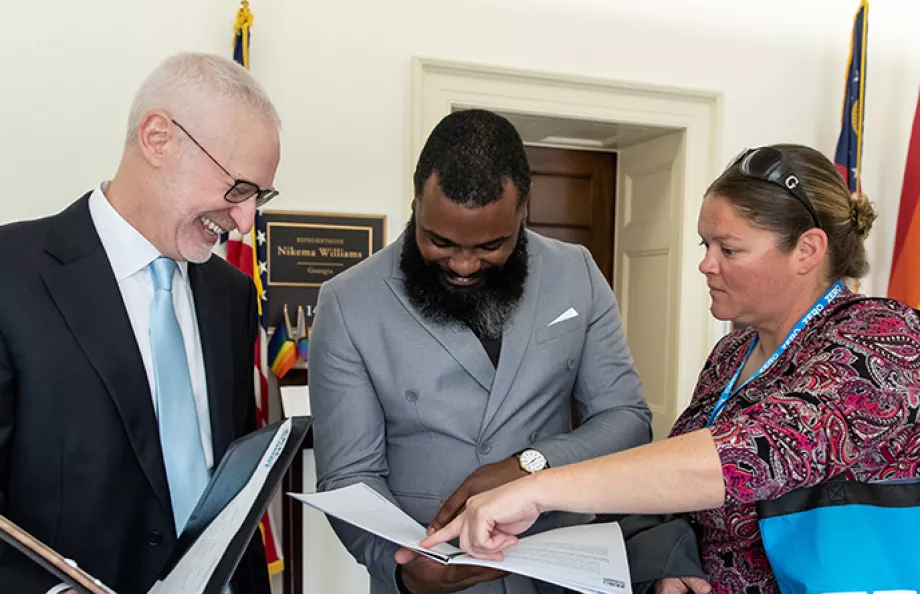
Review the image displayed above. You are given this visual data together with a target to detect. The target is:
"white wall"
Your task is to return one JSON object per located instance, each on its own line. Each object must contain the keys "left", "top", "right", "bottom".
{"left": 4, "top": 0, "right": 920, "bottom": 295}
{"left": 301, "top": 450, "right": 370, "bottom": 593}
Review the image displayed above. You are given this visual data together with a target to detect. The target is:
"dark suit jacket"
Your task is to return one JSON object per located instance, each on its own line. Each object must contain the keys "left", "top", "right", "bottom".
{"left": 0, "top": 195, "right": 271, "bottom": 594}
{"left": 587, "top": 514, "right": 706, "bottom": 594}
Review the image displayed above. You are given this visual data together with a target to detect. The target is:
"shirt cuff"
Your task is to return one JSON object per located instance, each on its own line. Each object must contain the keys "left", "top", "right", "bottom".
{"left": 45, "top": 584, "right": 73, "bottom": 594}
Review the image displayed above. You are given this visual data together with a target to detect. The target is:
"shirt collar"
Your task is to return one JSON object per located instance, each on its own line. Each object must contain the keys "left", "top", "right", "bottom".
{"left": 88, "top": 182, "right": 189, "bottom": 283}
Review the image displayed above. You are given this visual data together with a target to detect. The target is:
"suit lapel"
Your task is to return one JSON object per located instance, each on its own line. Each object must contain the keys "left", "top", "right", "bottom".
{"left": 42, "top": 196, "right": 173, "bottom": 517}
{"left": 189, "top": 262, "right": 234, "bottom": 462}
{"left": 385, "top": 236, "right": 495, "bottom": 392}
{"left": 385, "top": 277, "right": 496, "bottom": 392}
{"left": 480, "top": 241, "right": 542, "bottom": 438}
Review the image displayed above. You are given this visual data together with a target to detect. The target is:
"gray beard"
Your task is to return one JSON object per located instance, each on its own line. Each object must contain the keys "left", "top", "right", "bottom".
{"left": 465, "top": 296, "right": 517, "bottom": 340}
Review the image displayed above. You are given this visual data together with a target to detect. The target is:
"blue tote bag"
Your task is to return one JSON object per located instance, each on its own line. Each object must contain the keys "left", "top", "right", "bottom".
{"left": 756, "top": 477, "right": 920, "bottom": 594}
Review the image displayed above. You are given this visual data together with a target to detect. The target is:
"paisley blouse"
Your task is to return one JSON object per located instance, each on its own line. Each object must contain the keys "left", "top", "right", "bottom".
{"left": 669, "top": 292, "right": 920, "bottom": 593}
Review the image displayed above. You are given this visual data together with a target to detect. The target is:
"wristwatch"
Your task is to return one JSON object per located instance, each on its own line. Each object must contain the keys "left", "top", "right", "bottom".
{"left": 516, "top": 449, "right": 549, "bottom": 473}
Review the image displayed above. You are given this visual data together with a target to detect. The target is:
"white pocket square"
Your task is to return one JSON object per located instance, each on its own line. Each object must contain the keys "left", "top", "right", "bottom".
{"left": 548, "top": 307, "right": 579, "bottom": 327}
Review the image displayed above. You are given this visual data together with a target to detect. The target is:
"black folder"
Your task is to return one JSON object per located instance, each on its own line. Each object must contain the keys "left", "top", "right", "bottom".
{"left": 0, "top": 416, "right": 311, "bottom": 594}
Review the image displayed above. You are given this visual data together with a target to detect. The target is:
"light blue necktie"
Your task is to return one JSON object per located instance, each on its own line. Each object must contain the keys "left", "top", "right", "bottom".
{"left": 149, "top": 257, "right": 209, "bottom": 533}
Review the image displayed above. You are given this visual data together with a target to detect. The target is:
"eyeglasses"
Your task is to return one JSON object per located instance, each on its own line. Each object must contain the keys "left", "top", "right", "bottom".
{"left": 725, "top": 147, "right": 822, "bottom": 230}
{"left": 171, "top": 119, "right": 279, "bottom": 208}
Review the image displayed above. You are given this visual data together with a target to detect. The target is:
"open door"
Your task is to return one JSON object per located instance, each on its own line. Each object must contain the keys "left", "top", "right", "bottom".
{"left": 614, "top": 131, "right": 685, "bottom": 440}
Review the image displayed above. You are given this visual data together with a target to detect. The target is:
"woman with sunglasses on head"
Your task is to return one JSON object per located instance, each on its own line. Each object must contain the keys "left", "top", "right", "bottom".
{"left": 421, "top": 144, "right": 920, "bottom": 594}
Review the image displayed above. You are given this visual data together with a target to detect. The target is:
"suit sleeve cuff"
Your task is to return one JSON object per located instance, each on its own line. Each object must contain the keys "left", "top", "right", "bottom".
{"left": 394, "top": 564, "right": 410, "bottom": 593}
{"left": 529, "top": 440, "right": 572, "bottom": 470}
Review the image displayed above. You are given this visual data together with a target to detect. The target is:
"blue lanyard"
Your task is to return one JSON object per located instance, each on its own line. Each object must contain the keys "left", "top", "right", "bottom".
{"left": 705, "top": 280, "right": 845, "bottom": 428}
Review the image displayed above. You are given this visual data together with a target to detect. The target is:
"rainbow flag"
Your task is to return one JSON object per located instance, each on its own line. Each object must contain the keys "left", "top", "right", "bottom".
{"left": 266, "top": 313, "right": 299, "bottom": 378}
{"left": 296, "top": 334, "right": 309, "bottom": 362}
{"left": 888, "top": 93, "right": 920, "bottom": 308}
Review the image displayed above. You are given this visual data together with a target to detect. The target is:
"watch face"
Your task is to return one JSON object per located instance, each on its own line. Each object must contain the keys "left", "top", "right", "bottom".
{"left": 520, "top": 449, "right": 546, "bottom": 472}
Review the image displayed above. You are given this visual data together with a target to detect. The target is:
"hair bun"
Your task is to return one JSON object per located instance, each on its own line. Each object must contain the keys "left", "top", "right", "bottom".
{"left": 849, "top": 192, "right": 877, "bottom": 239}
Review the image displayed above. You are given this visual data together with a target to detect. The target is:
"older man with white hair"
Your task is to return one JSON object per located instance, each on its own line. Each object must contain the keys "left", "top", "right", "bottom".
{"left": 0, "top": 52, "right": 281, "bottom": 593}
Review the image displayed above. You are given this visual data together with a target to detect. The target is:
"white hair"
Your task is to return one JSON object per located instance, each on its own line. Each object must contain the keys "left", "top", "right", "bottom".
{"left": 126, "top": 52, "right": 281, "bottom": 143}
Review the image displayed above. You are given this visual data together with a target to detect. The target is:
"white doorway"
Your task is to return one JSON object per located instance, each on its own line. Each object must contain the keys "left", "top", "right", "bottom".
{"left": 615, "top": 131, "right": 687, "bottom": 439}
{"left": 410, "top": 58, "right": 728, "bottom": 435}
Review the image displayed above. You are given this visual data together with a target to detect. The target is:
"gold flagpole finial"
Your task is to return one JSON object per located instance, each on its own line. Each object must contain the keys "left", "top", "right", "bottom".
{"left": 234, "top": 1, "right": 254, "bottom": 33}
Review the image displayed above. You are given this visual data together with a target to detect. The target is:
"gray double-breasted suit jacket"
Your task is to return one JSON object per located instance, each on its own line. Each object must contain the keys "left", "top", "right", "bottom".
{"left": 310, "top": 230, "right": 652, "bottom": 593}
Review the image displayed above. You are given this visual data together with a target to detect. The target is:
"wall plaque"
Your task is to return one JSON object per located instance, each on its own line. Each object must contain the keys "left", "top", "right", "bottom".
{"left": 262, "top": 210, "right": 386, "bottom": 324}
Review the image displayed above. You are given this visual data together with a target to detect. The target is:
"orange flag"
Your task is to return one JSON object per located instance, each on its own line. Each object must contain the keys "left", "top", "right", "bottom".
{"left": 888, "top": 92, "right": 920, "bottom": 308}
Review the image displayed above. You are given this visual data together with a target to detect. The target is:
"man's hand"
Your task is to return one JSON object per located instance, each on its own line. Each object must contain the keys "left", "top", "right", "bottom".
{"left": 395, "top": 548, "right": 507, "bottom": 593}
{"left": 428, "top": 457, "right": 527, "bottom": 533}
{"left": 655, "top": 577, "right": 711, "bottom": 594}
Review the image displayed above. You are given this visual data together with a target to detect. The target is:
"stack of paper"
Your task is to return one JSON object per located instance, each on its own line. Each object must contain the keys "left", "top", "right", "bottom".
{"left": 291, "top": 483, "right": 632, "bottom": 594}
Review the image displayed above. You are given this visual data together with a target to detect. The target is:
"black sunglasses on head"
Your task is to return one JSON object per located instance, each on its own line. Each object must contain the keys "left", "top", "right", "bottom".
{"left": 725, "top": 147, "right": 822, "bottom": 230}
{"left": 172, "top": 119, "right": 279, "bottom": 208}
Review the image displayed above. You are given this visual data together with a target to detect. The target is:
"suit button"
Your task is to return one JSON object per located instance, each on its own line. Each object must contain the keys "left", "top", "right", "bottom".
{"left": 529, "top": 431, "right": 539, "bottom": 444}
{"left": 478, "top": 442, "right": 492, "bottom": 455}
{"left": 147, "top": 530, "right": 163, "bottom": 547}
{"left": 567, "top": 357, "right": 577, "bottom": 370}
{"left": 405, "top": 390, "right": 419, "bottom": 403}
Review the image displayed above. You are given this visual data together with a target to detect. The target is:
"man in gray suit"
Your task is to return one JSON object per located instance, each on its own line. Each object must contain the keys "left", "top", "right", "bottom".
{"left": 310, "top": 109, "right": 651, "bottom": 593}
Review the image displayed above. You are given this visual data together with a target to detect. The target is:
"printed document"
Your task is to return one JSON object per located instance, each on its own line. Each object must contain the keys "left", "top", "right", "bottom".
{"left": 291, "top": 483, "right": 632, "bottom": 594}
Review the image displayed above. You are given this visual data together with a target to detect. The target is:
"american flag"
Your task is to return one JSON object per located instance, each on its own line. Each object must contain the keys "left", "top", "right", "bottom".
{"left": 215, "top": 0, "right": 285, "bottom": 576}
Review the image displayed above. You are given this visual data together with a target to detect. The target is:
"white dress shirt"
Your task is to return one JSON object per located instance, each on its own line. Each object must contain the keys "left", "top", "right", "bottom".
{"left": 88, "top": 182, "right": 214, "bottom": 468}
{"left": 46, "top": 184, "right": 224, "bottom": 594}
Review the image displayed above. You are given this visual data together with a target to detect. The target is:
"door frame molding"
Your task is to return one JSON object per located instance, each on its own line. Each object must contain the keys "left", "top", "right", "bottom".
{"left": 409, "top": 57, "right": 728, "bottom": 413}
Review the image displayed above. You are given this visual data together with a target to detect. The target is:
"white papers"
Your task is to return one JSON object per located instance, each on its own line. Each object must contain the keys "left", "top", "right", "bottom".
{"left": 280, "top": 384, "right": 311, "bottom": 418}
{"left": 148, "top": 419, "right": 293, "bottom": 594}
{"left": 292, "top": 483, "right": 631, "bottom": 594}
{"left": 289, "top": 483, "right": 459, "bottom": 561}
{"left": 454, "top": 522, "right": 631, "bottom": 594}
